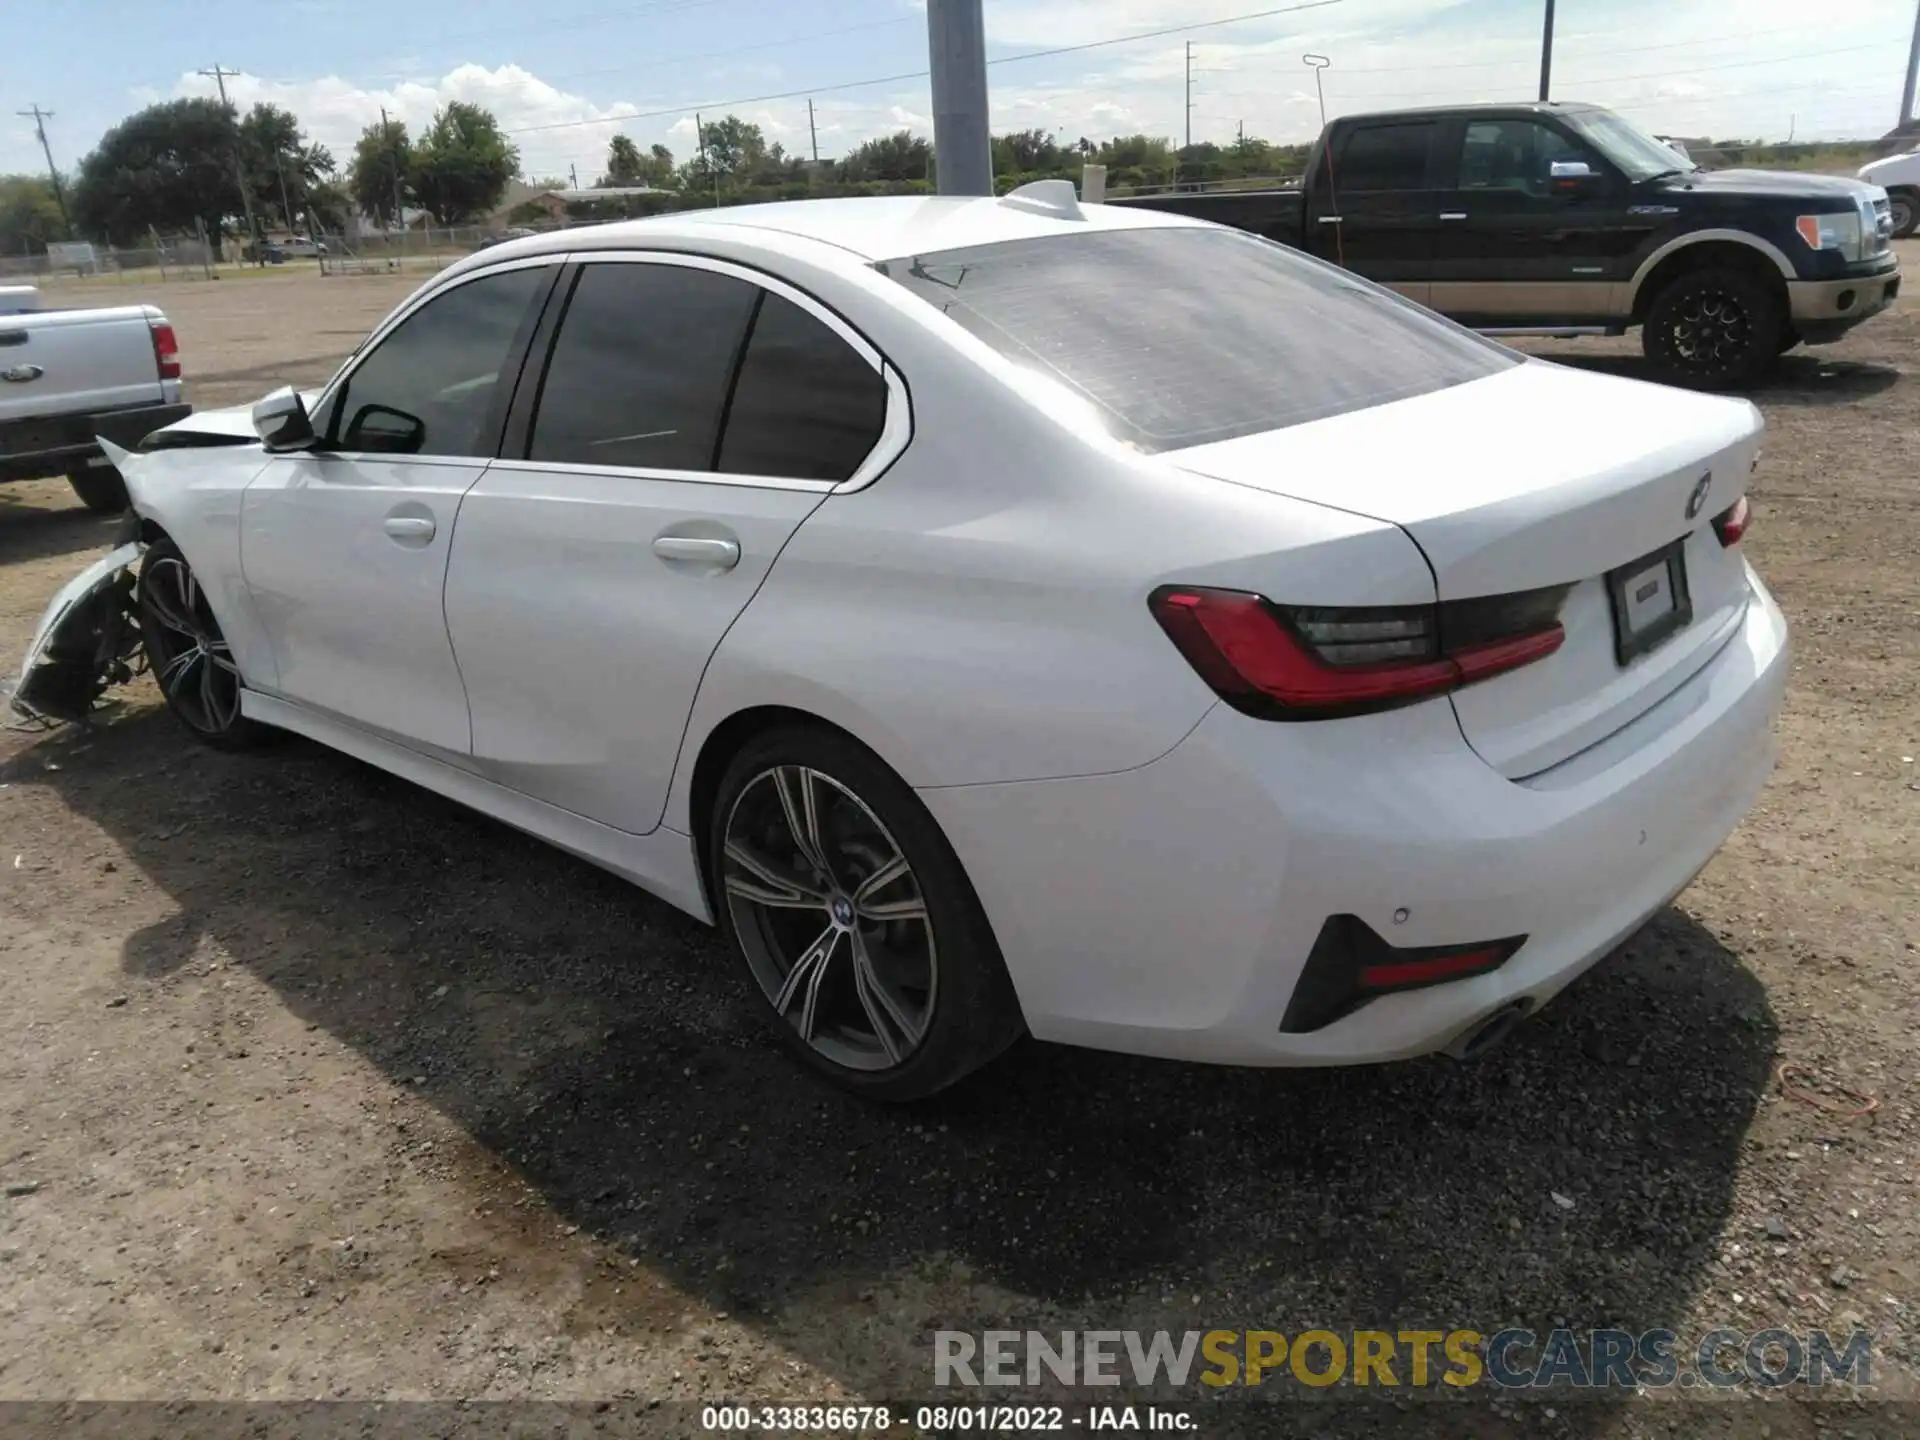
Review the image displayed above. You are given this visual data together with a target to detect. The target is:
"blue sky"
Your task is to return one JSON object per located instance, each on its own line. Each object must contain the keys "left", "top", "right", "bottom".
{"left": 5, "top": 0, "right": 1917, "bottom": 183}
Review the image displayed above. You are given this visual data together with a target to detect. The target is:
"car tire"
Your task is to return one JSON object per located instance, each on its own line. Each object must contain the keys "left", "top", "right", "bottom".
{"left": 1889, "top": 189, "right": 1918, "bottom": 239}
{"left": 67, "top": 465, "right": 129, "bottom": 514}
{"left": 708, "top": 725, "right": 1025, "bottom": 1102}
{"left": 137, "top": 539, "right": 270, "bottom": 751}
{"left": 1641, "top": 266, "right": 1786, "bottom": 390}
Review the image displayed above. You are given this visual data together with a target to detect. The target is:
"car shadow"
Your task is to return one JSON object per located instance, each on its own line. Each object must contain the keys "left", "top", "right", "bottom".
{"left": 1532, "top": 350, "right": 1902, "bottom": 406}
{"left": 18, "top": 710, "right": 1780, "bottom": 1433}
{"left": 0, "top": 489, "right": 119, "bottom": 565}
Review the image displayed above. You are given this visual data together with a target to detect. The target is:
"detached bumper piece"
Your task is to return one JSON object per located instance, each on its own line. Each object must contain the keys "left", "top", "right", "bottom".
{"left": 7, "top": 539, "right": 144, "bottom": 724}
{"left": 1279, "top": 915, "right": 1528, "bottom": 1034}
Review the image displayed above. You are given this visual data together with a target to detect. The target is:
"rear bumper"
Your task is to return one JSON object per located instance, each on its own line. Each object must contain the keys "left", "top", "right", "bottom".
{"left": 1788, "top": 267, "right": 1901, "bottom": 342}
{"left": 923, "top": 566, "right": 1789, "bottom": 1067}
{"left": 0, "top": 401, "right": 192, "bottom": 483}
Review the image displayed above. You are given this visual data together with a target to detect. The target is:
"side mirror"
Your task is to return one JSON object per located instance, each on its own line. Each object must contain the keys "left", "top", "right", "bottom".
{"left": 1549, "top": 159, "right": 1600, "bottom": 196}
{"left": 252, "top": 385, "right": 316, "bottom": 452}
{"left": 343, "top": 403, "right": 426, "bottom": 455}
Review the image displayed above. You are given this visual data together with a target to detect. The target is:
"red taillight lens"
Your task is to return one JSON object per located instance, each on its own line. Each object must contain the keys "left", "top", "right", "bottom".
{"left": 1712, "top": 495, "right": 1750, "bottom": 547}
{"left": 1148, "top": 584, "right": 1566, "bottom": 720}
{"left": 150, "top": 320, "right": 181, "bottom": 381}
{"left": 1360, "top": 944, "right": 1510, "bottom": 990}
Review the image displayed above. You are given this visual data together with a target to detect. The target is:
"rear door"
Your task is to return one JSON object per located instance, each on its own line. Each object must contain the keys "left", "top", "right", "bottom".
{"left": 444, "top": 253, "right": 900, "bottom": 833}
{"left": 1306, "top": 119, "right": 1441, "bottom": 303}
{"left": 1428, "top": 116, "right": 1626, "bottom": 322}
{"left": 241, "top": 260, "right": 558, "bottom": 754}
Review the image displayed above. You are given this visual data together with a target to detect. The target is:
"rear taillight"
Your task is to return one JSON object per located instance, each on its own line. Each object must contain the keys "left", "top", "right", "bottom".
{"left": 1148, "top": 583, "right": 1569, "bottom": 720}
{"left": 149, "top": 320, "right": 181, "bottom": 381}
{"left": 1712, "top": 495, "right": 1750, "bottom": 547}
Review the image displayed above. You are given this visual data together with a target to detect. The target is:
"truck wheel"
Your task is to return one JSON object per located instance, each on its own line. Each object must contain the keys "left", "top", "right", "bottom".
{"left": 1890, "top": 190, "right": 1918, "bottom": 239}
{"left": 67, "top": 464, "right": 130, "bottom": 514}
{"left": 1641, "top": 266, "right": 1785, "bottom": 391}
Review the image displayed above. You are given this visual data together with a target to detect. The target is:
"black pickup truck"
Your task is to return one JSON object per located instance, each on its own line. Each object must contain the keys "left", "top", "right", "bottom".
{"left": 1112, "top": 101, "right": 1901, "bottom": 387}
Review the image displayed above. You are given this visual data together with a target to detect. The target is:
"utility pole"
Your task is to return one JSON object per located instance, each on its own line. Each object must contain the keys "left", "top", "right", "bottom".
{"left": 1538, "top": 0, "right": 1556, "bottom": 103}
{"left": 275, "top": 155, "right": 295, "bottom": 233}
{"left": 569, "top": 163, "right": 579, "bottom": 190}
{"left": 1185, "top": 42, "right": 1196, "bottom": 153}
{"left": 380, "top": 106, "right": 404, "bottom": 232}
{"left": 199, "top": 65, "right": 260, "bottom": 261}
{"left": 926, "top": 0, "right": 992, "bottom": 196}
{"left": 1900, "top": 0, "right": 1920, "bottom": 132}
{"left": 808, "top": 99, "right": 820, "bottom": 163}
{"left": 15, "top": 104, "right": 71, "bottom": 234}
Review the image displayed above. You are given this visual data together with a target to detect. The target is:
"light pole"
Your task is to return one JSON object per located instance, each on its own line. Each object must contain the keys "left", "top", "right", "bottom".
{"left": 1539, "top": 0, "right": 1557, "bottom": 103}
{"left": 927, "top": 0, "right": 993, "bottom": 195}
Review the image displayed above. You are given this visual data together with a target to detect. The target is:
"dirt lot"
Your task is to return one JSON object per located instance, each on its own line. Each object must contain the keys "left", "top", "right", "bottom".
{"left": 0, "top": 259, "right": 1916, "bottom": 1438}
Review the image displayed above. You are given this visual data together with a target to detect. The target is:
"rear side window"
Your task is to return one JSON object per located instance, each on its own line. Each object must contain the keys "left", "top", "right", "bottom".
{"left": 1336, "top": 122, "right": 1435, "bottom": 191}
{"left": 719, "top": 293, "right": 888, "bottom": 481}
{"left": 879, "top": 227, "right": 1516, "bottom": 454}
{"left": 529, "top": 263, "right": 758, "bottom": 471}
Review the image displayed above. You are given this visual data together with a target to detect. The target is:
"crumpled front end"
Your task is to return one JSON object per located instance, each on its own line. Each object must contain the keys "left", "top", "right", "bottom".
{"left": 7, "top": 527, "right": 146, "bottom": 724}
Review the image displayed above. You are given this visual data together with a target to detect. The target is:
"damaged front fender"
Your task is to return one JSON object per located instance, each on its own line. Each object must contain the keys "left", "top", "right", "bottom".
{"left": 7, "top": 531, "right": 145, "bottom": 724}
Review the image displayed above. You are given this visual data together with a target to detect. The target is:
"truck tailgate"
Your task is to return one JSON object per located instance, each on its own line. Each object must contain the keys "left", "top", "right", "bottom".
{"left": 0, "top": 304, "right": 167, "bottom": 426}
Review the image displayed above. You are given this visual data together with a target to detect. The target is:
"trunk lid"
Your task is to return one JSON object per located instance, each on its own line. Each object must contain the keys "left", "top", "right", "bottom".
{"left": 1169, "top": 360, "right": 1761, "bottom": 778}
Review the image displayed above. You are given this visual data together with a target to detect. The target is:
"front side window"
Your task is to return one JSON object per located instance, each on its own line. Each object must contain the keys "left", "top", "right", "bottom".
{"left": 880, "top": 226, "right": 1517, "bottom": 454}
{"left": 329, "top": 265, "right": 551, "bottom": 456}
{"left": 1459, "top": 120, "right": 1595, "bottom": 196}
{"left": 528, "top": 263, "right": 759, "bottom": 472}
{"left": 1336, "top": 122, "right": 1435, "bottom": 191}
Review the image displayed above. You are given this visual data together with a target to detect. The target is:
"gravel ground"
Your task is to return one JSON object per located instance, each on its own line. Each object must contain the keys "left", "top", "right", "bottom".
{"left": 0, "top": 257, "right": 1915, "bottom": 1438}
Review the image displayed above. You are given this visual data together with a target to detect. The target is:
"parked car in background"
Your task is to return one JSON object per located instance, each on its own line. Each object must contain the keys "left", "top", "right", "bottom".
{"left": 0, "top": 298, "right": 188, "bottom": 511}
{"left": 1114, "top": 101, "right": 1900, "bottom": 387}
{"left": 13, "top": 192, "right": 1787, "bottom": 1100}
{"left": 476, "top": 227, "right": 540, "bottom": 250}
{"left": 1857, "top": 146, "right": 1920, "bottom": 237}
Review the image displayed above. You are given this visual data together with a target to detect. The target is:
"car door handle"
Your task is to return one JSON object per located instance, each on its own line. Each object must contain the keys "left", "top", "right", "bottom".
{"left": 1, "top": 363, "right": 43, "bottom": 383}
{"left": 1439, "top": 211, "right": 1469, "bottom": 221}
{"left": 383, "top": 514, "right": 436, "bottom": 542}
{"left": 652, "top": 534, "right": 740, "bottom": 569}
{"left": 1317, "top": 215, "right": 1343, "bottom": 224}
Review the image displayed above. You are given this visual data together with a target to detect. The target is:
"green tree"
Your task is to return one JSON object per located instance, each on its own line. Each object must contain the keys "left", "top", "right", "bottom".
{"left": 601, "top": 134, "right": 644, "bottom": 185}
{"left": 0, "top": 174, "right": 68, "bottom": 253}
{"left": 69, "top": 97, "right": 240, "bottom": 244}
{"left": 409, "top": 102, "right": 520, "bottom": 224}
{"left": 349, "top": 116, "right": 413, "bottom": 228}
{"left": 992, "top": 128, "right": 1064, "bottom": 176}
{"left": 237, "top": 103, "right": 334, "bottom": 231}
{"left": 841, "top": 130, "right": 932, "bottom": 182}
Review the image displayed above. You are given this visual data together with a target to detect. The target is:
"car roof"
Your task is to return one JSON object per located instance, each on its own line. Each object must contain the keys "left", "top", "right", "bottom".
{"left": 457, "top": 190, "right": 1205, "bottom": 273}
{"left": 1341, "top": 100, "right": 1605, "bottom": 124}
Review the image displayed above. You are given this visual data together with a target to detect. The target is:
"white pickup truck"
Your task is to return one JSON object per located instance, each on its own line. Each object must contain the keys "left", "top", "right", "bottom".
{"left": 1859, "top": 148, "right": 1920, "bottom": 238}
{"left": 0, "top": 285, "right": 191, "bottom": 512}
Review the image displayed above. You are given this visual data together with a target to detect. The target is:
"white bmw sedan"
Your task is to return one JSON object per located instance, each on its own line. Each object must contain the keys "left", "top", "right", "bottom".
{"left": 13, "top": 185, "right": 1788, "bottom": 1100}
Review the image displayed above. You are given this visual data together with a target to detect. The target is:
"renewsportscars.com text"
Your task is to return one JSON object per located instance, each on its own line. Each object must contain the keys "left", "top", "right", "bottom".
{"left": 933, "top": 1327, "right": 1873, "bottom": 1390}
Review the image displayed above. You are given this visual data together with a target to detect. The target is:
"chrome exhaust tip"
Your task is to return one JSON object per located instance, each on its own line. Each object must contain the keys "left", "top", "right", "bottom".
{"left": 1445, "top": 999, "right": 1534, "bottom": 1061}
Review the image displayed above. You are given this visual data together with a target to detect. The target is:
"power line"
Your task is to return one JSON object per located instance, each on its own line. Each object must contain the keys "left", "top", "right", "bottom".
{"left": 503, "top": 0, "right": 1346, "bottom": 136}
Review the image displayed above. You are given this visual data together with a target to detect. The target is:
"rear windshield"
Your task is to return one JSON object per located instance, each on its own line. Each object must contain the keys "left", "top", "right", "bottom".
{"left": 877, "top": 226, "right": 1517, "bottom": 454}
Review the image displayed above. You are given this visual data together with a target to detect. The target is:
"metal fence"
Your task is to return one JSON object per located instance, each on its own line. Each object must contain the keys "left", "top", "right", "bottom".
{"left": 0, "top": 238, "right": 220, "bottom": 284}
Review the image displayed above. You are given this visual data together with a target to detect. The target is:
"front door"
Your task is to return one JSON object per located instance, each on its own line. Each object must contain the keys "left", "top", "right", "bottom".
{"left": 1305, "top": 118, "right": 1441, "bottom": 304}
{"left": 241, "top": 262, "right": 558, "bottom": 754}
{"left": 444, "top": 255, "right": 898, "bottom": 834}
{"left": 1428, "top": 117, "right": 1625, "bottom": 323}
